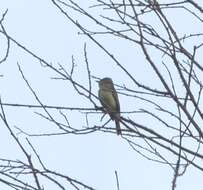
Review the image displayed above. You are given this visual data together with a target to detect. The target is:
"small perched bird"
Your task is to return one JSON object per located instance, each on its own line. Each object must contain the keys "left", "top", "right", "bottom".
{"left": 98, "top": 77, "right": 121, "bottom": 135}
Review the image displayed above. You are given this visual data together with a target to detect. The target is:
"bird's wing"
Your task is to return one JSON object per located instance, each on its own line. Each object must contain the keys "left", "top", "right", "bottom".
{"left": 112, "top": 86, "right": 120, "bottom": 115}
{"left": 99, "top": 89, "right": 116, "bottom": 113}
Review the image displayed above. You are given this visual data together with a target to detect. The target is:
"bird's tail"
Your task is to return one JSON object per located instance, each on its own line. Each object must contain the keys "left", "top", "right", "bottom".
{"left": 115, "top": 119, "right": 121, "bottom": 135}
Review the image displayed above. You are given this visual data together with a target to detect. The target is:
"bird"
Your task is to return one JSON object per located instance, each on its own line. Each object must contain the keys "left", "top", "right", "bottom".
{"left": 98, "top": 77, "right": 121, "bottom": 135}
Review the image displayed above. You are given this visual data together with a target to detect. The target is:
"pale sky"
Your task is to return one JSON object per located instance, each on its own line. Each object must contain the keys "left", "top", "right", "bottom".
{"left": 0, "top": 0, "right": 203, "bottom": 190}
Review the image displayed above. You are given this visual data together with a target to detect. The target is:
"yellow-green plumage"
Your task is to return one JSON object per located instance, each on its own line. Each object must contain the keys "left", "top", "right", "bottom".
{"left": 99, "top": 89, "right": 117, "bottom": 111}
{"left": 98, "top": 77, "right": 121, "bottom": 135}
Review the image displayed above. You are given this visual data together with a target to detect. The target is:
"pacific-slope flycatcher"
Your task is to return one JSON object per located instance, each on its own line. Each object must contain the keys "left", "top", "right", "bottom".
{"left": 98, "top": 77, "right": 121, "bottom": 135}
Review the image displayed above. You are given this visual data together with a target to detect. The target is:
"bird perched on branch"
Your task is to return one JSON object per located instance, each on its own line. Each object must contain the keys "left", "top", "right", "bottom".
{"left": 98, "top": 77, "right": 121, "bottom": 135}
